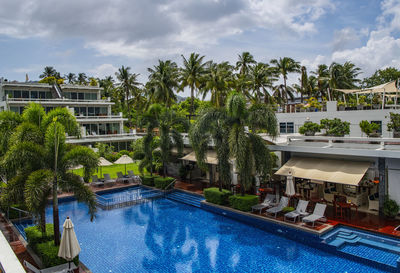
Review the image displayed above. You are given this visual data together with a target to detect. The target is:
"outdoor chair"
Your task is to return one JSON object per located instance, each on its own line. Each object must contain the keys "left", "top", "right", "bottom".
{"left": 24, "top": 260, "right": 77, "bottom": 273}
{"left": 116, "top": 171, "right": 131, "bottom": 184}
{"left": 302, "top": 203, "right": 327, "bottom": 227}
{"left": 284, "top": 200, "right": 309, "bottom": 223}
{"left": 128, "top": 170, "right": 141, "bottom": 183}
{"left": 103, "top": 173, "right": 116, "bottom": 187}
{"left": 266, "top": 196, "right": 289, "bottom": 218}
{"left": 251, "top": 194, "right": 276, "bottom": 214}
{"left": 91, "top": 175, "right": 104, "bottom": 187}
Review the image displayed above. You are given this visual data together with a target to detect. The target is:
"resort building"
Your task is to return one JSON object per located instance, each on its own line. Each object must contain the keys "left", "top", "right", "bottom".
{"left": 0, "top": 80, "right": 138, "bottom": 150}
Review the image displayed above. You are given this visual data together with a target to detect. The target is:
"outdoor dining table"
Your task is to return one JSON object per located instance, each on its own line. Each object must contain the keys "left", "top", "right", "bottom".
{"left": 336, "top": 201, "right": 358, "bottom": 220}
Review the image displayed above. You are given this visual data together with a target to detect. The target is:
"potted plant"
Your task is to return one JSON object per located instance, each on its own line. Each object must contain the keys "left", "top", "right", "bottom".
{"left": 320, "top": 118, "right": 350, "bottom": 137}
{"left": 383, "top": 197, "right": 399, "bottom": 218}
{"left": 299, "top": 121, "right": 321, "bottom": 136}
{"left": 305, "top": 97, "right": 321, "bottom": 112}
{"left": 387, "top": 112, "right": 400, "bottom": 138}
{"left": 337, "top": 101, "right": 346, "bottom": 111}
{"left": 359, "top": 120, "right": 380, "bottom": 137}
{"left": 372, "top": 95, "right": 381, "bottom": 109}
{"left": 357, "top": 95, "right": 367, "bottom": 110}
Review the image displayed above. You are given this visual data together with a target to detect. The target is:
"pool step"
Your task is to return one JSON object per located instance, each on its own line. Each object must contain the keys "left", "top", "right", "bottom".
{"left": 166, "top": 191, "right": 204, "bottom": 208}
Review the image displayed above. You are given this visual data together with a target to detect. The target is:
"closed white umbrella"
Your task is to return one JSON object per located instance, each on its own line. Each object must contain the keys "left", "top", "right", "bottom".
{"left": 58, "top": 217, "right": 80, "bottom": 272}
{"left": 99, "top": 157, "right": 113, "bottom": 178}
{"left": 285, "top": 171, "right": 295, "bottom": 197}
{"left": 114, "top": 155, "right": 134, "bottom": 175}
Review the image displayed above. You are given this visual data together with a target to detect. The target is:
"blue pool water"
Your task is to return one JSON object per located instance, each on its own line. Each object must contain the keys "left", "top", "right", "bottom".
{"left": 17, "top": 190, "right": 386, "bottom": 273}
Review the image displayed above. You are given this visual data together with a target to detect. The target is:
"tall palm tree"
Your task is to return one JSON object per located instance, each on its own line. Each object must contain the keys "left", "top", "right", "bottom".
{"left": 248, "top": 63, "right": 277, "bottom": 104}
{"left": 270, "top": 57, "right": 301, "bottom": 103}
{"left": 115, "top": 66, "right": 142, "bottom": 128}
{"left": 299, "top": 66, "right": 308, "bottom": 102}
{"left": 98, "top": 76, "right": 115, "bottom": 98}
{"left": 77, "top": 73, "right": 88, "bottom": 85}
{"left": 65, "top": 73, "right": 77, "bottom": 84}
{"left": 1, "top": 103, "right": 98, "bottom": 244}
{"left": 40, "top": 66, "right": 57, "bottom": 79}
{"left": 312, "top": 64, "right": 329, "bottom": 99}
{"left": 236, "top": 52, "right": 256, "bottom": 75}
{"left": 179, "top": 53, "right": 207, "bottom": 118}
{"left": 147, "top": 60, "right": 179, "bottom": 107}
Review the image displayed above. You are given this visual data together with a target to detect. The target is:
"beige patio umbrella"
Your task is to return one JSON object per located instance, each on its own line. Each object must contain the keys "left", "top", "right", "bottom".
{"left": 285, "top": 170, "right": 295, "bottom": 197}
{"left": 68, "top": 164, "right": 83, "bottom": 174}
{"left": 58, "top": 217, "right": 80, "bottom": 272}
{"left": 114, "top": 155, "right": 134, "bottom": 175}
{"left": 98, "top": 157, "right": 113, "bottom": 178}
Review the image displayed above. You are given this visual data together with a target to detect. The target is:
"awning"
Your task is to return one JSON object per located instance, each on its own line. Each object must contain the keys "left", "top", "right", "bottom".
{"left": 335, "top": 81, "right": 398, "bottom": 94}
{"left": 275, "top": 157, "right": 371, "bottom": 186}
{"left": 180, "top": 151, "right": 218, "bottom": 165}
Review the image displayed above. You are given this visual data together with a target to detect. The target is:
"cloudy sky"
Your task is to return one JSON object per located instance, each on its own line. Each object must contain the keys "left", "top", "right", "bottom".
{"left": 0, "top": 0, "right": 400, "bottom": 95}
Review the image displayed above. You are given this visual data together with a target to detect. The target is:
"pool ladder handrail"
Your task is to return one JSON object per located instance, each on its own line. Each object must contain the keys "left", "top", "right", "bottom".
{"left": 163, "top": 179, "right": 176, "bottom": 197}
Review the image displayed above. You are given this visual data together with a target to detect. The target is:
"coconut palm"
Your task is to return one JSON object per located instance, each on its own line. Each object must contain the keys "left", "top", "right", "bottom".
{"left": 65, "top": 73, "right": 77, "bottom": 84}
{"left": 179, "top": 53, "right": 207, "bottom": 118}
{"left": 77, "top": 73, "right": 88, "bottom": 85}
{"left": 312, "top": 64, "right": 329, "bottom": 99}
{"left": 99, "top": 76, "right": 115, "bottom": 98}
{"left": 1, "top": 103, "right": 98, "bottom": 244}
{"left": 248, "top": 63, "right": 277, "bottom": 104}
{"left": 236, "top": 52, "right": 256, "bottom": 75}
{"left": 147, "top": 60, "right": 179, "bottom": 107}
{"left": 0, "top": 111, "right": 23, "bottom": 156}
{"left": 40, "top": 66, "right": 57, "bottom": 79}
{"left": 270, "top": 57, "right": 301, "bottom": 103}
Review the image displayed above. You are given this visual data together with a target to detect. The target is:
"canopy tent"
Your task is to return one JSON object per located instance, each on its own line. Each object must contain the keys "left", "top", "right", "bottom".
{"left": 180, "top": 150, "right": 218, "bottom": 165}
{"left": 275, "top": 157, "right": 371, "bottom": 186}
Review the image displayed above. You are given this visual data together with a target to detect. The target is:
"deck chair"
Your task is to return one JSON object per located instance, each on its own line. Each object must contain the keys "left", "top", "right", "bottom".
{"left": 302, "top": 203, "right": 327, "bottom": 227}
{"left": 266, "top": 196, "right": 289, "bottom": 218}
{"left": 251, "top": 194, "right": 276, "bottom": 214}
{"left": 116, "top": 171, "right": 131, "bottom": 184}
{"left": 91, "top": 175, "right": 104, "bottom": 187}
{"left": 284, "top": 200, "right": 309, "bottom": 223}
{"left": 103, "top": 173, "right": 116, "bottom": 186}
{"left": 24, "top": 260, "right": 77, "bottom": 273}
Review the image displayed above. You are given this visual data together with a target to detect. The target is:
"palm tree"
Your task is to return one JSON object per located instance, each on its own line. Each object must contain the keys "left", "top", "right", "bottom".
{"left": 248, "top": 63, "right": 277, "bottom": 104}
{"left": 115, "top": 66, "right": 142, "bottom": 128}
{"left": 270, "top": 57, "right": 301, "bottom": 103}
{"left": 0, "top": 111, "right": 23, "bottom": 156}
{"left": 1, "top": 103, "right": 98, "bottom": 244}
{"left": 77, "top": 73, "right": 88, "bottom": 85}
{"left": 65, "top": 73, "right": 77, "bottom": 84}
{"left": 179, "top": 53, "right": 207, "bottom": 118}
{"left": 236, "top": 52, "right": 256, "bottom": 75}
{"left": 99, "top": 76, "right": 115, "bottom": 98}
{"left": 147, "top": 60, "right": 179, "bottom": 107}
{"left": 312, "top": 64, "right": 329, "bottom": 99}
{"left": 40, "top": 66, "right": 57, "bottom": 79}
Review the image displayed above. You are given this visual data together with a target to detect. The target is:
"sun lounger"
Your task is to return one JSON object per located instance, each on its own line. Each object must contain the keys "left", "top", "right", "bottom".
{"left": 284, "top": 200, "right": 309, "bottom": 222}
{"left": 302, "top": 203, "right": 327, "bottom": 227}
{"left": 266, "top": 196, "right": 289, "bottom": 218}
{"left": 251, "top": 194, "right": 276, "bottom": 214}
{"left": 116, "top": 171, "right": 132, "bottom": 184}
{"left": 24, "top": 260, "right": 77, "bottom": 273}
{"left": 128, "top": 170, "right": 141, "bottom": 183}
{"left": 91, "top": 175, "right": 104, "bottom": 187}
{"left": 103, "top": 173, "right": 116, "bottom": 186}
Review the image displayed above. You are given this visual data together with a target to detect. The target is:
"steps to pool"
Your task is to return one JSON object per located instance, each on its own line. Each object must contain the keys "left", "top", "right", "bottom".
{"left": 321, "top": 226, "right": 400, "bottom": 271}
{"left": 166, "top": 190, "right": 204, "bottom": 207}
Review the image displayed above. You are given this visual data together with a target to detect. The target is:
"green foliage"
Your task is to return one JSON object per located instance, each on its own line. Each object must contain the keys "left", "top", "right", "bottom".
{"left": 383, "top": 197, "right": 399, "bottom": 218}
{"left": 95, "top": 143, "right": 114, "bottom": 158}
{"left": 362, "top": 67, "right": 400, "bottom": 87}
{"left": 154, "top": 177, "right": 175, "bottom": 189}
{"left": 282, "top": 206, "right": 295, "bottom": 213}
{"left": 320, "top": 118, "right": 350, "bottom": 136}
{"left": 178, "top": 165, "right": 189, "bottom": 180}
{"left": 387, "top": 112, "right": 400, "bottom": 132}
{"left": 118, "top": 149, "right": 130, "bottom": 156}
{"left": 359, "top": 120, "right": 380, "bottom": 136}
{"left": 204, "top": 187, "right": 232, "bottom": 205}
{"left": 299, "top": 122, "right": 320, "bottom": 135}
{"left": 0, "top": 111, "right": 23, "bottom": 155}
{"left": 36, "top": 240, "right": 79, "bottom": 268}
{"left": 229, "top": 194, "right": 259, "bottom": 211}
{"left": 22, "top": 103, "right": 46, "bottom": 128}
{"left": 304, "top": 97, "right": 321, "bottom": 109}
{"left": 25, "top": 224, "right": 54, "bottom": 251}
{"left": 38, "top": 76, "right": 64, "bottom": 85}
{"left": 140, "top": 175, "right": 159, "bottom": 186}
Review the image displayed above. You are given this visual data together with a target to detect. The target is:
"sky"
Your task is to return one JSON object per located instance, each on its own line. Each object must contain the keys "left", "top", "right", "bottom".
{"left": 0, "top": 0, "right": 400, "bottom": 97}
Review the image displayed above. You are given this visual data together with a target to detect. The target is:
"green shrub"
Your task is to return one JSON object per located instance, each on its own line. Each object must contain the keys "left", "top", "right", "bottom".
{"left": 383, "top": 197, "right": 399, "bottom": 218}
{"left": 229, "top": 195, "right": 259, "bottom": 211}
{"left": 118, "top": 150, "right": 130, "bottom": 156}
{"left": 25, "top": 224, "right": 54, "bottom": 251}
{"left": 154, "top": 177, "right": 175, "bottom": 189}
{"left": 359, "top": 120, "right": 380, "bottom": 136}
{"left": 140, "top": 175, "right": 159, "bottom": 186}
{"left": 388, "top": 112, "right": 400, "bottom": 132}
{"left": 299, "top": 122, "right": 320, "bottom": 136}
{"left": 320, "top": 118, "right": 350, "bottom": 136}
{"left": 204, "top": 187, "right": 232, "bottom": 205}
{"left": 282, "top": 206, "right": 295, "bottom": 213}
{"left": 36, "top": 240, "right": 79, "bottom": 268}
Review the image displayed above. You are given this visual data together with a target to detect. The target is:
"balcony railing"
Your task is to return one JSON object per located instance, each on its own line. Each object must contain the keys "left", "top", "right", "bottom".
{"left": 6, "top": 97, "right": 112, "bottom": 103}
{"left": 75, "top": 115, "right": 124, "bottom": 119}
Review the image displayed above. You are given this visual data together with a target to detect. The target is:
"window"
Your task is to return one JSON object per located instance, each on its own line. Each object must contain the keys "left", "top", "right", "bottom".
{"left": 279, "top": 122, "right": 294, "bottom": 134}
{"left": 71, "top": 92, "right": 77, "bottom": 100}
{"left": 39, "top": 91, "right": 46, "bottom": 99}
{"left": 78, "top": 93, "right": 84, "bottom": 100}
{"left": 88, "top": 107, "right": 95, "bottom": 116}
{"left": 14, "top": 90, "right": 21, "bottom": 98}
{"left": 22, "top": 91, "right": 29, "bottom": 98}
{"left": 31, "top": 91, "right": 38, "bottom": 99}
{"left": 371, "top": 121, "right": 382, "bottom": 134}
{"left": 64, "top": 92, "right": 71, "bottom": 99}
{"left": 80, "top": 107, "right": 87, "bottom": 116}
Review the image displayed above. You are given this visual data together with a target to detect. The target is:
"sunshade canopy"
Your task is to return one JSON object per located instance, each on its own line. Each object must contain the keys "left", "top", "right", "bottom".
{"left": 335, "top": 81, "right": 398, "bottom": 94}
{"left": 99, "top": 157, "right": 113, "bottom": 166}
{"left": 275, "top": 157, "right": 371, "bottom": 186}
{"left": 114, "top": 155, "right": 134, "bottom": 164}
{"left": 58, "top": 217, "right": 81, "bottom": 261}
{"left": 181, "top": 150, "right": 218, "bottom": 165}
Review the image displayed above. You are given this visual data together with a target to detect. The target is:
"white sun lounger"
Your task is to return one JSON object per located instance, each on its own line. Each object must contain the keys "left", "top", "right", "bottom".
{"left": 302, "top": 203, "right": 327, "bottom": 227}
{"left": 24, "top": 260, "right": 77, "bottom": 273}
{"left": 284, "top": 200, "right": 309, "bottom": 222}
{"left": 251, "top": 194, "right": 276, "bottom": 214}
{"left": 91, "top": 175, "right": 104, "bottom": 187}
{"left": 266, "top": 196, "right": 289, "bottom": 218}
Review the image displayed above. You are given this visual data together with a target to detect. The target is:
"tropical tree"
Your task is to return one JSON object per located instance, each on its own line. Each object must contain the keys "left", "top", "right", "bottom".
{"left": 147, "top": 60, "right": 179, "bottom": 107}
{"left": 0, "top": 111, "right": 23, "bottom": 156}
{"left": 1, "top": 103, "right": 98, "bottom": 244}
{"left": 179, "top": 53, "right": 207, "bottom": 118}
{"left": 236, "top": 52, "right": 256, "bottom": 75}
{"left": 99, "top": 76, "right": 115, "bottom": 98}
{"left": 363, "top": 67, "right": 400, "bottom": 87}
{"left": 248, "top": 63, "right": 277, "bottom": 104}
{"left": 312, "top": 64, "right": 329, "bottom": 99}
{"left": 40, "top": 66, "right": 57, "bottom": 79}
{"left": 270, "top": 57, "right": 300, "bottom": 103}
{"left": 77, "top": 73, "right": 88, "bottom": 85}
{"left": 65, "top": 73, "right": 77, "bottom": 84}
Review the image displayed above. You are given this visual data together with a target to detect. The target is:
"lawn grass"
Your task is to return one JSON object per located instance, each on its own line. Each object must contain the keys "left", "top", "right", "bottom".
{"left": 72, "top": 162, "right": 145, "bottom": 181}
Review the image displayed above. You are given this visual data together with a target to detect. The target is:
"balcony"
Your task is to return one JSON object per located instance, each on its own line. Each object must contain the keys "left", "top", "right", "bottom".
{"left": 66, "top": 132, "right": 145, "bottom": 144}
{"left": 5, "top": 97, "right": 114, "bottom": 106}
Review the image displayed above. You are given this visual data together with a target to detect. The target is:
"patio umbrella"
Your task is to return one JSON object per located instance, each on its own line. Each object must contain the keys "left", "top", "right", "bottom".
{"left": 114, "top": 155, "right": 134, "bottom": 175}
{"left": 98, "top": 157, "right": 113, "bottom": 178}
{"left": 58, "top": 217, "right": 81, "bottom": 272}
{"left": 68, "top": 164, "right": 83, "bottom": 174}
{"left": 285, "top": 171, "right": 295, "bottom": 197}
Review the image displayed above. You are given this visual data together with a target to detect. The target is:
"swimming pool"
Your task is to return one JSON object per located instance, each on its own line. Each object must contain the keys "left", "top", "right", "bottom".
{"left": 17, "top": 189, "right": 386, "bottom": 273}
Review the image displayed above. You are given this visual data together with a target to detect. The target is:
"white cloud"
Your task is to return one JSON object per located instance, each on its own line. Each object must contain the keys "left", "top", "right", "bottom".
{"left": 88, "top": 64, "right": 119, "bottom": 79}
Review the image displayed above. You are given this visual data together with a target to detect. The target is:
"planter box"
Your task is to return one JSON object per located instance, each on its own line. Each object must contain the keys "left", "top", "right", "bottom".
{"left": 394, "top": 132, "right": 400, "bottom": 138}
{"left": 338, "top": 106, "right": 345, "bottom": 111}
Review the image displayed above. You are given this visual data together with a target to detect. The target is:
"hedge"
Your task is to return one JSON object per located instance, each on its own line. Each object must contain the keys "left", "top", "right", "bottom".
{"left": 140, "top": 175, "right": 160, "bottom": 186}
{"left": 25, "top": 224, "right": 54, "bottom": 252}
{"left": 229, "top": 195, "right": 259, "bottom": 212}
{"left": 204, "top": 187, "right": 232, "bottom": 205}
{"left": 154, "top": 177, "right": 175, "bottom": 189}
{"left": 36, "top": 240, "right": 79, "bottom": 268}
